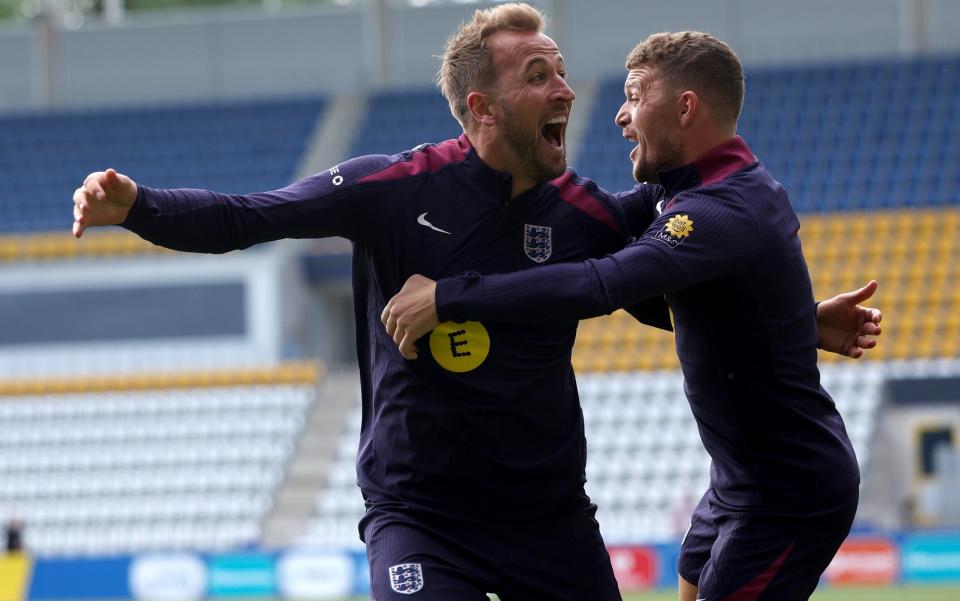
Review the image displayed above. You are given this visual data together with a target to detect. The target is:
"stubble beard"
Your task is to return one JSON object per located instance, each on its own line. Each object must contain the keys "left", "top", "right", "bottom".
{"left": 501, "top": 105, "right": 566, "bottom": 184}
{"left": 633, "top": 135, "right": 683, "bottom": 185}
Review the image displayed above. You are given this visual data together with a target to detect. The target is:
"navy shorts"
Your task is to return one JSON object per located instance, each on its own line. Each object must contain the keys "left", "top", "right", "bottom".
{"left": 361, "top": 503, "right": 622, "bottom": 601}
{"left": 678, "top": 488, "right": 858, "bottom": 601}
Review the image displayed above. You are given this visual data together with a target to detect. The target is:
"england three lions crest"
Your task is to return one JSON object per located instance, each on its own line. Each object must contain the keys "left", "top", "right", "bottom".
{"left": 389, "top": 563, "right": 424, "bottom": 594}
{"left": 524, "top": 224, "right": 552, "bottom": 263}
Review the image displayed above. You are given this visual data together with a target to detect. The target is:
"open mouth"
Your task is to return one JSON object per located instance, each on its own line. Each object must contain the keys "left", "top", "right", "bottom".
{"left": 625, "top": 135, "right": 640, "bottom": 162}
{"left": 541, "top": 115, "right": 567, "bottom": 149}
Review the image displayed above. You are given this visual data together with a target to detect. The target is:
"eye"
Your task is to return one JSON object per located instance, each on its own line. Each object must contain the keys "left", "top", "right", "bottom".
{"left": 558, "top": 70, "right": 567, "bottom": 80}
{"left": 530, "top": 72, "right": 545, "bottom": 83}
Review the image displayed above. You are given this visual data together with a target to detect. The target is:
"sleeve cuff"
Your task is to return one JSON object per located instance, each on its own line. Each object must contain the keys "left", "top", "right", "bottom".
{"left": 120, "top": 185, "right": 152, "bottom": 231}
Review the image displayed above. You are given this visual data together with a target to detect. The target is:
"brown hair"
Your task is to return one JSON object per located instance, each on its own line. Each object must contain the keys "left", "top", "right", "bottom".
{"left": 438, "top": 2, "right": 545, "bottom": 130}
{"left": 626, "top": 31, "right": 744, "bottom": 124}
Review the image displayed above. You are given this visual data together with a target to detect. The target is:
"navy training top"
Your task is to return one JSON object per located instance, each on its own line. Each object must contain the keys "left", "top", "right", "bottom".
{"left": 122, "top": 134, "right": 668, "bottom": 521}
{"left": 437, "top": 136, "right": 861, "bottom": 512}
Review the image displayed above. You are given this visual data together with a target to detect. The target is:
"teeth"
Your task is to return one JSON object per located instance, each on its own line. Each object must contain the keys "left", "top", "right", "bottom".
{"left": 545, "top": 115, "right": 567, "bottom": 125}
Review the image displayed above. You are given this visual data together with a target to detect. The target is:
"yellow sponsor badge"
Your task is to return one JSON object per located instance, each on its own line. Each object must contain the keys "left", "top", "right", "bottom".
{"left": 653, "top": 214, "right": 694, "bottom": 248}
{"left": 667, "top": 214, "right": 694, "bottom": 238}
{"left": 429, "top": 321, "right": 490, "bottom": 373}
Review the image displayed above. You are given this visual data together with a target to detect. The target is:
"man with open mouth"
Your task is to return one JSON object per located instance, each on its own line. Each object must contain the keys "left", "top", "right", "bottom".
{"left": 73, "top": 4, "right": 879, "bottom": 599}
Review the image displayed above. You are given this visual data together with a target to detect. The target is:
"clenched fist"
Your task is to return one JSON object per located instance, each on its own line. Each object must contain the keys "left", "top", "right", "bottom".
{"left": 72, "top": 168, "right": 138, "bottom": 238}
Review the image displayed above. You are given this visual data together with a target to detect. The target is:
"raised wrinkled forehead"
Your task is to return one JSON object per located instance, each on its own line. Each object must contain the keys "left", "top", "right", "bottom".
{"left": 487, "top": 30, "right": 563, "bottom": 76}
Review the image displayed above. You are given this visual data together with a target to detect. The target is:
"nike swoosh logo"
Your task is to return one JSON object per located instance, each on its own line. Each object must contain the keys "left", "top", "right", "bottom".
{"left": 417, "top": 212, "right": 451, "bottom": 235}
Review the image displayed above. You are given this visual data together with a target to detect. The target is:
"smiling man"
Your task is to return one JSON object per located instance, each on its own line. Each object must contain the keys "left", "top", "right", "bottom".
{"left": 71, "top": 4, "right": 636, "bottom": 599}
{"left": 73, "top": 6, "right": 879, "bottom": 599}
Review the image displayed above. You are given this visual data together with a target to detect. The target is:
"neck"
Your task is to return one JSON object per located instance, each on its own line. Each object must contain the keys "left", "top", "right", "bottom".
{"left": 508, "top": 174, "right": 537, "bottom": 198}
{"left": 465, "top": 130, "right": 536, "bottom": 199}
{"left": 680, "top": 123, "right": 738, "bottom": 165}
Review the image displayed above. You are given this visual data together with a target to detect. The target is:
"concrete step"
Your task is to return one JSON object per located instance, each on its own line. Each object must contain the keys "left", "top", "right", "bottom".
{"left": 261, "top": 369, "right": 360, "bottom": 548}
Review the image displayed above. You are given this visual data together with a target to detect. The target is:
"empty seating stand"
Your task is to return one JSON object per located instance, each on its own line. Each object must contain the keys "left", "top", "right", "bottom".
{"left": 575, "top": 54, "right": 960, "bottom": 210}
{"left": 350, "top": 88, "right": 462, "bottom": 158}
{"left": 298, "top": 397, "right": 365, "bottom": 550}
{"left": 0, "top": 367, "right": 318, "bottom": 556}
{"left": 0, "top": 96, "right": 326, "bottom": 234}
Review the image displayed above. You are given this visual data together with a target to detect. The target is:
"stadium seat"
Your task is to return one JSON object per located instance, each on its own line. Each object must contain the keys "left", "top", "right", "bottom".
{"left": 575, "top": 54, "right": 960, "bottom": 212}
{"left": 349, "top": 89, "right": 463, "bottom": 158}
{"left": 0, "top": 96, "right": 326, "bottom": 235}
{"left": 0, "top": 377, "right": 316, "bottom": 556}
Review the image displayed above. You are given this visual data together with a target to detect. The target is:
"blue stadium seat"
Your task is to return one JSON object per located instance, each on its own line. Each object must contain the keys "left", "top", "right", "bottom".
{"left": 0, "top": 96, "right": 326, "bottom": 234}
{"left": 576, "top": 53, "right": 960, "bottom": 213}
{"left": 349, "top": 88, "right": 462, "bottom": 158}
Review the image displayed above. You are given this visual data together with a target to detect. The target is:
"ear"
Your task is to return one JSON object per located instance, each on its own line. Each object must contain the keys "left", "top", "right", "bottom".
{"left": 677, "top": 90, "right": 698, "bottom": 128}
{"left": 467, "top": 91, "right": 497, "bottom": 127}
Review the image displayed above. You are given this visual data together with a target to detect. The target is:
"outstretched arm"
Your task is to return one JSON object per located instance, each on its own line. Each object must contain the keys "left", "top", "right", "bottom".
{"left": 382, "top": 276, "right": 885, "bottom": 361}
{"left": 71, "top": 155, "right": 398, "bottom": 253}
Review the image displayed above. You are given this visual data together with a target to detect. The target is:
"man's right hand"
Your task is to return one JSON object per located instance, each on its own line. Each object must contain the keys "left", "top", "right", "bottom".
{"left": 72, "top": 168, "right": 138, "bottom": 238}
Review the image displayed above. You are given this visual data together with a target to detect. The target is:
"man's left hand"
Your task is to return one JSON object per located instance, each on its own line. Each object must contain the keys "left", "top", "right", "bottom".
{"left": 382, "top": 274, "right": 440, "bottom": 360}
{"left": 817, "top": 280, "right": 882, "bottom": 359}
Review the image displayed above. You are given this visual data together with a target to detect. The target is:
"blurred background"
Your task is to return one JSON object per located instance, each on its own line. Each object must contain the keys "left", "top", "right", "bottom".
{"left": 0, "top": 0, "right": 958, "bottom": 599}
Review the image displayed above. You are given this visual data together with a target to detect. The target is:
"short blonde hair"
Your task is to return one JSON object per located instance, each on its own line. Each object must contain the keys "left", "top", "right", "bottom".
{"left": 438, "top": 2, "right": 545, "bottom": 130}
{"left": 627, "top": 31, "right": 744, "bottom": 125}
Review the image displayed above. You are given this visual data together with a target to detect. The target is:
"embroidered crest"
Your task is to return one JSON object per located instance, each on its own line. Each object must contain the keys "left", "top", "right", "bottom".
{"left": 524, "top": 224, "right": 552, "bottom": 263}
{"left": 389, "top": 563, "right": 424, "bottom": 594}
{"left": 653, "top": 214, "right": 694, "bottom": 248}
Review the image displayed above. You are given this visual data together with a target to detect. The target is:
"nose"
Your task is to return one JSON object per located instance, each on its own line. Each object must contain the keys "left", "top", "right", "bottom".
{"left": 551, "top": 76, "right": 576, "bottom": 104}
{"left": 615, "top": 103, "right": 630, "bottom": 129}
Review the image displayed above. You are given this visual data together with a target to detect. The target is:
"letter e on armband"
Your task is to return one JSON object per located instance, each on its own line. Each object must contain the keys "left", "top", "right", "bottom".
{"left": 429, "top": 321, "right": 490, "bottom": 372}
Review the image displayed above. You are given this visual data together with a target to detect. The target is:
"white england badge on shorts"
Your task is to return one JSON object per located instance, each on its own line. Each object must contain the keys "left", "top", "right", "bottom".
{"left": 389, "top": 563, "right": 424, "bottom": 594}
{"left": 524, "top": 224, "right": 552, "bottom": 263}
